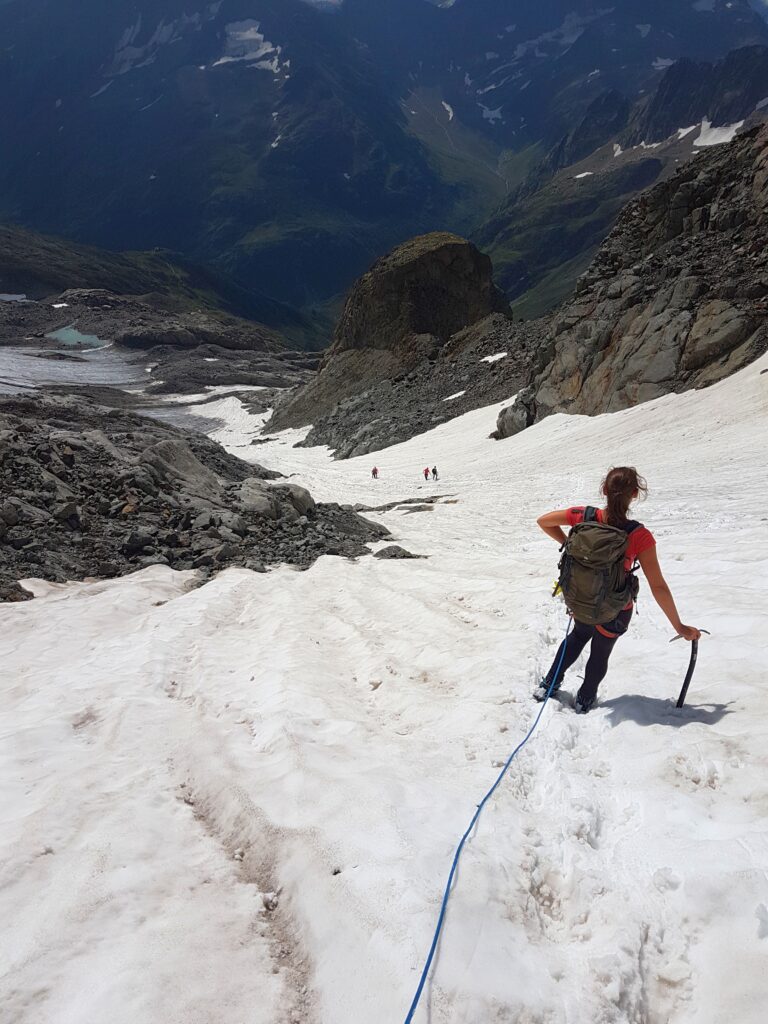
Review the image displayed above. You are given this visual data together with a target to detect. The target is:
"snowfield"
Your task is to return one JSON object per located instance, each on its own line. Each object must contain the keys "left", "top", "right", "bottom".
{"left": 1, "top": 354, "right": 767, "bottom": 1023}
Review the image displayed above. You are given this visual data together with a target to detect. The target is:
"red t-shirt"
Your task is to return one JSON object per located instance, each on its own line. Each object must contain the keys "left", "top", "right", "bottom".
{"left": 566, "top": 507, "right": 655, "bottom": 570}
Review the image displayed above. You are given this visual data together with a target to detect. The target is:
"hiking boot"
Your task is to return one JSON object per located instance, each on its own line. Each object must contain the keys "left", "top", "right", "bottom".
{"left": 573, "top": 693, "right": 596, "bottom": 715}
{"left": 533, "top": 677, "right": 560, "bottom": 703}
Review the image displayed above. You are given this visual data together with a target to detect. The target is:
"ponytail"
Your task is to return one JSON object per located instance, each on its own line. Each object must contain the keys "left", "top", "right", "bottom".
{"left": 601, "top": 466, "right": 647, "bottom": 526}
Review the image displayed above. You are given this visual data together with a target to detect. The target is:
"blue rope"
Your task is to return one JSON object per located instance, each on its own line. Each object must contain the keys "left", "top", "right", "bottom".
{"left": 403, "top": 618, "right": 573, "bottom": 1023}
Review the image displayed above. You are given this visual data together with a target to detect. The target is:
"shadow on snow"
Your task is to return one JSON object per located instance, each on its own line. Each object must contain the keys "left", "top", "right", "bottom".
{"left": 601, "top": 694, "right": 736, "bottom": 728}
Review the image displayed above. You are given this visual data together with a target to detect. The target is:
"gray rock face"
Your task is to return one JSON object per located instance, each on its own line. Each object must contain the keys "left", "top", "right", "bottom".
{"left": 0, "top": 394, "right": 389, "bottom": 601}
{"left": 502, "top": 125, "right": 768, "bottom": 436}
{"left": 270, "top": 233, "right": 511, "bottom": 433}
{"left": 141, "top": 440, "right": 222, "bottom": 502}
{"left": 295, "top": 313, "right": 547, "bottom": 458}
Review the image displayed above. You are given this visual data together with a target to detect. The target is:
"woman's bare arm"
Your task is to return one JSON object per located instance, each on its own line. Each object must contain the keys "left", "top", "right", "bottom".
{"left": 638, "top": 545, "right": 701, "bottom": 640}
{"left": 536, "top": 509, "right": 571, "bottom": 545}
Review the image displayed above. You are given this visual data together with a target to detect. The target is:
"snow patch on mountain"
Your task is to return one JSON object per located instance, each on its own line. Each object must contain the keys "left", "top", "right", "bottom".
{"left": 110, "top": 5, "right": 221, "bottom": 76}
{"left": 694, "top": 118, "right": 745, "bottom": 146}
{"left": 512, "top": 10, "right": 606, "bottom": 62}
{"left": 212, "top": 22, "right": 282, "bottom": 72}
{"left": 479, "top": 103, "right": 503, "bottom": 123}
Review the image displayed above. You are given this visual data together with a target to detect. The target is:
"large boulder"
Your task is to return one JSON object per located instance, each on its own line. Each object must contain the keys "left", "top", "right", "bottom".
{"left": 270, "top": 232, "right": 510, "bottom": 430}
{"left": 140, "top": 440, "right": 221, "bottom": 503}
{"left": 491, "top": 392, "right": 535, "bottom": 439}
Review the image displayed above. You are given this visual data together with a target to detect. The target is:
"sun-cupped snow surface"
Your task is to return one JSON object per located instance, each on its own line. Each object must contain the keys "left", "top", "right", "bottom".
{"left": 2, "top": 355, "right": 768, "bottom": 1023}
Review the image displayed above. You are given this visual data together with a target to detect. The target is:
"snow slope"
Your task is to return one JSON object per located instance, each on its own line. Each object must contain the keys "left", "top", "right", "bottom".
{"left": 1, "top": 354, "right": 767, "bottom": 1024}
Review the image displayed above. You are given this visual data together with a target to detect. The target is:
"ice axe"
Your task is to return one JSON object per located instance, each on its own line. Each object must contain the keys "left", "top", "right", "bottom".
{"left": 670, "top": 630, "right": 710, "bottom": 708}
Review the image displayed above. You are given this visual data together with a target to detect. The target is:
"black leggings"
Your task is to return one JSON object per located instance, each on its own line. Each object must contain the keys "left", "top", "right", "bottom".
{"left": 545, "top": 608, "right": 632, "bottom": 704}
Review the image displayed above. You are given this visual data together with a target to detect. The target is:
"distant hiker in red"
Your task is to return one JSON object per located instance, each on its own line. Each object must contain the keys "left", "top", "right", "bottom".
{"left": 423, "top": 467, "right": 430, "bottom": 481}
{"left": 371, "top": 466, "right": 379, "bottom": 479}
{"left": 536, "top": 466, "right": 701, "bottom": 714}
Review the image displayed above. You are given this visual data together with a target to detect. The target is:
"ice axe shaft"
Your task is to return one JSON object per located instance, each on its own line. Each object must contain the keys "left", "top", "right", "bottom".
{"left": 676, "top": 639, "right": 698, "bottom": 709}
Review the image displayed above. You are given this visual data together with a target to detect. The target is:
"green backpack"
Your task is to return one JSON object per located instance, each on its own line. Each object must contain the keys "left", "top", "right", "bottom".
{"left": 558, "top": 506, "right": 640, "bottom": 625}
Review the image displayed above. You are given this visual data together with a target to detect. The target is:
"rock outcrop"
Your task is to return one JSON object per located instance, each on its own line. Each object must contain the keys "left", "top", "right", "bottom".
{"left": 297, "top": 313, "right": 546, "bottom": 458}
{"left": 496, "top": 125, "right": 768, "bottom": 436}
{"left": 0, "top": 395, "right": 387, "bottom": 601}
{"left": 270, "top": 233, "right": 510, "bottom": 433}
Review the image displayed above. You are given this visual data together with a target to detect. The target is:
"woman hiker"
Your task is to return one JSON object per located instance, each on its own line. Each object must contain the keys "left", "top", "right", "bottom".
{"left": 535, "top": 466, "right": 701, "bottom": 714}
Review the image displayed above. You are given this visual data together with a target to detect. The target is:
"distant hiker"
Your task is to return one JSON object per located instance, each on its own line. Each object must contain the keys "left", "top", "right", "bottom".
{"left": 431, "top": 466, "right": 439, "bottom": 480}
{"left": 535, "top": 466, "right": 701, "bottom": 714}
{"left": 372, "top": 466, "right": 379, "bottom": 480}
{"left": 423, "top": 467, "right": 430, "bottom": 481}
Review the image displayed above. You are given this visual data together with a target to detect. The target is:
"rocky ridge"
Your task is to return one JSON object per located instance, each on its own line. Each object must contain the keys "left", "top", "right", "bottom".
{"left": 0, "top": 223, "right": 325, "bottom": 349}
{"left": 479, "top": 46, "right": 768, "bottom": 315}
{"left": 0, "top": 395, "right": 387, "bottom": 601}
{"left": 297, "top": 313, "right": 546, "bottom": 458}
{"left": 270, "top": 232, "right": 511, "bottom": 440}
{"left": 496, "top": 124, "right": 768, "bottom": 436}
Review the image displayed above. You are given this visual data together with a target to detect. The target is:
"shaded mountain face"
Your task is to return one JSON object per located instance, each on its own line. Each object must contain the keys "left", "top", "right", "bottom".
{"left": 477, "top": 43, "right": 768, "bottom": 315}
{"left": 0, "top": 0, "right": 452, "bottom": 307}
{"left": 1, "top": 0, "right": 767, "bottom": 312}
{"left": 0, "top": 224, "right": 325, "bottom": 349}
{"left": 342, "top": 0, "right": 768, "bottom": 147}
